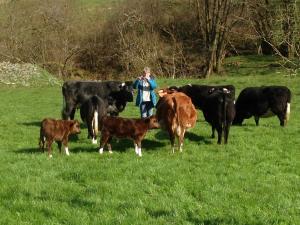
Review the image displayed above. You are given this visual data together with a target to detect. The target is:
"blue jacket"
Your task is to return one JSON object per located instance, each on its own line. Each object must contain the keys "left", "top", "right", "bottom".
{"left": 133, "top": 77, "right": 157, "bottom": 107}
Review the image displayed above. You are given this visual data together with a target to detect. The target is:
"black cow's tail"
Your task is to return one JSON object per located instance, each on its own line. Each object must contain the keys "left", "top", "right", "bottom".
{"left": 222, "top": 93, "right": 227, "bottom": 136}
{"left": 91, "top": 96, "right": 99, "bottom": 136}
{"left": 286, "top": 89, "right": 292, "bottom": 122}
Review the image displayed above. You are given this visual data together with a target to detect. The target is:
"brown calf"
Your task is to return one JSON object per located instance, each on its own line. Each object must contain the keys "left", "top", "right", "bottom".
{"left": 99, "top": 115, "right": 159, "bottom": 157}
{"left": 39, "top": 118, "right": 81, "bottom": 157}
{"left": 156, "top": 89, "right": 197, "bottom": 153}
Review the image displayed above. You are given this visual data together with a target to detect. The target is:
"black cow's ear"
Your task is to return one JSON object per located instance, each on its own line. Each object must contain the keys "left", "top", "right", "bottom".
{"left": 118, "top": 82, "right": 126, "bottom": 89}
{"left": 125, "top": 81, "right": 134, "bottom": 86}
{"left": 208, "top": 88, "right": 215, "bottom": 94}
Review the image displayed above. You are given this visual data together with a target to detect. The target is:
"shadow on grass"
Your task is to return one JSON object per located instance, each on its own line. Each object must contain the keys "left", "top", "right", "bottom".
{"left": 155, "top": 130, "right": 212, "bottom": 145}
{"left": 187, "top": 217, "right": 241, "bottom": 225}
{"left": 19, "top": 121, "right": 41, "bottom": 127}
{"left": 71, "top": 138, "right": 165, "bottom": 154}
{"left": 19, "top": 121, "right": 86, "bottom": 130}
{"left": 15, "top": 147, "right": 43, "bottom": 154}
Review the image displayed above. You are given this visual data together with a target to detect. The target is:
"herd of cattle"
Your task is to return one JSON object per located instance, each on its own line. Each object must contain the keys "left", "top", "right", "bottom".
{"left": 39, "top": 80, "right": 291, "bottom": 157}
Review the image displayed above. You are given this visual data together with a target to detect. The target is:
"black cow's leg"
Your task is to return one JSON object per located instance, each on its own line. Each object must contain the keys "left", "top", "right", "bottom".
{"left": 254, "top": 116, "right": 259, "bottom": 126}
{"left": 70, "top": 108, "right": 76, "bottom": 120}
{"left": 224, "top": 125, "right": 230, "bottom": 144}
{"left": 62, "top": 104, "right": 76, "bottom": 120}
{"left": 211, "top": 126, "right": 215, "bottom": 138}
{"left": 277, "top": 113, "right": 285, "bottom": 126}
{"left": 87, "top": 116, "right": 95, "bottom": 143}
{"left": 217, "top": 127, "right": 222, "bottom": 144}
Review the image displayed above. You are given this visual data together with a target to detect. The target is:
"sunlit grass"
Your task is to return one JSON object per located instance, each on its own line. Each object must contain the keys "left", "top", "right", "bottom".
{"left": 0, "top": 57, "right": 299, "bottom": 224}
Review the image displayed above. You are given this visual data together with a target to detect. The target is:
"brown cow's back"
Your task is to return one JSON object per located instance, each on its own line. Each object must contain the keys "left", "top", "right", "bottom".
{"left": 156, "top": 91, "right": 197, "bottom": 152}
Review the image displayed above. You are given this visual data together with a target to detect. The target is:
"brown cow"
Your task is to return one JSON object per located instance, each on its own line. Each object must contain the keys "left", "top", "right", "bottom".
{"left": 99, "top": 115, "right": 159, "bottom": 157}
{"left": 156, "top": 89, "right": 197, "bottom": 153}
{"left": 39, "top": 118, "right": 81, "bottom": 157}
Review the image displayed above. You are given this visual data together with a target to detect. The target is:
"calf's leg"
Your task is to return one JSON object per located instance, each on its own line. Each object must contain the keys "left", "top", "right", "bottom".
{"left": 62, "top": 138, "right": 70, "bottom": 156}
{"left": 47, "top": 140, "right": 53, "bottom": 158}
{"left": 99, "top": 132, "right": 110, "bottom": 154}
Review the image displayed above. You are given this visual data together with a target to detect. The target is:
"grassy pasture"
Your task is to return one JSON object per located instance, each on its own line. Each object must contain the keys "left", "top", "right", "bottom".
{"left": 0, "top": 57, "right": 299, "bottom": 224}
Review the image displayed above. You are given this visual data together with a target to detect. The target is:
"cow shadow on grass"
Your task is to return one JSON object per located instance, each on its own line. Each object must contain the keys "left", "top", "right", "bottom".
{"left": 15, "top": 147, "right": 42, "bottom": 154}
{"left": 19, "top": 121, "right": 41, "bottom": 127}
{"left": 154, "top": 130, "right": 212, "bottom": 145}
{"left": 70, "top": 138, "right": 165, "bottom": 154}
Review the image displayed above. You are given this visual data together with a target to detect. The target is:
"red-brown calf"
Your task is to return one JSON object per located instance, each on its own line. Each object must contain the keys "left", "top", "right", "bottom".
{"left": 99, "top": 115, "right": 159, "bottom": 157}
{"left": 39, "top": 118, "right": 80, "bottom": 157}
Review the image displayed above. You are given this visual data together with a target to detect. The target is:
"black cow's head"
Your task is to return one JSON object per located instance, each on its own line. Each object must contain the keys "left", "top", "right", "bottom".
{"left": 107, "top": 81, "right": 134, "bottom": 115}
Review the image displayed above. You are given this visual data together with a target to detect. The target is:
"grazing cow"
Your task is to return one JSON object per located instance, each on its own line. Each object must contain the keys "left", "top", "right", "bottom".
{"left": 39, "top": 118, "right": 81, "bottom": 157}
{"left": 168, "top": 84, "right": 235, "bottom": 139}
{"left": 80, "top": 96, "right": 117, "bottom": 144}
{"left": 156, "top": 89, "right": 197, "bottom": 152}
{"left": 62, "top": 80, "right": 133, "bottom": 120}
{"left": 201, "top": 87, "right": 236, "bottom": 144}
{"left": 99, "top": 115, "right": 159, "bottom": 157}
{"left": 233, "top": 86, "right": 291, "bottom": 126}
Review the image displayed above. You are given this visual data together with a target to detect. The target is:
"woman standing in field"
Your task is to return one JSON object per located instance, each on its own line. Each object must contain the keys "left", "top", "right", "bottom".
{"left": 133, "top": 67, "right": 157, "bottom": 118}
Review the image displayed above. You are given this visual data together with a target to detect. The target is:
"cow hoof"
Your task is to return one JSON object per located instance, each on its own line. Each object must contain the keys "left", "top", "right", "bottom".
{"left": 49, "top": 154, "right": 53, "bottom": 158}
{"left": 99, "top": 148, "right": 103, "bottom": 154}
{"left": 109, "top": 151, "right": 113, "bottom": 154}
{"left": 92, "top": 139, "right": 98, "bottom": 144}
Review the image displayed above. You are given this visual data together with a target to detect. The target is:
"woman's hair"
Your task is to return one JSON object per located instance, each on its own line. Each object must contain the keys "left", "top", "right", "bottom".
{"left": 143, "top": 67, "right": 150, "bottom": 73}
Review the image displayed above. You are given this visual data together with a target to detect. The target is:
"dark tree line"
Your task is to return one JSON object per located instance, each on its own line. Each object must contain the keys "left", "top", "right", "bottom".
{"left": 0, "top": 0, "right": 299, "bottom": 79}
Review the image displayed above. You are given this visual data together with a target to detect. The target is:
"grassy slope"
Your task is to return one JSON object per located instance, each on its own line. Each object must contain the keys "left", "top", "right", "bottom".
{"left": 0, "top": 56, "right": 299, "bottom": 225}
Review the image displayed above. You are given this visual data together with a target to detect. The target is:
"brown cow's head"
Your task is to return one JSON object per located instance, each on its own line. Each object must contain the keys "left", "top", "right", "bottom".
{"left": 145, "top": 115, "right": 160, "bottom": 129}
{"left": 69, "top": 120, "right": 81, "bottom": 134}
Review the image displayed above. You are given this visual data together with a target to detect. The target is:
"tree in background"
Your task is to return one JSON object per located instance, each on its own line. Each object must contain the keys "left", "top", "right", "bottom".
{"left": 194, "top": 0, "right": 245, "bottom": 77}
{"left": 248, "top": 0, "right": 299, "bottom": 72}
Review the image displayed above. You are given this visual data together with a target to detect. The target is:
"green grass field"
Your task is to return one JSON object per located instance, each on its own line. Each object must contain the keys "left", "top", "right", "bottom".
{"left": 0, "top": 56, "right": 299, "bottom": 225}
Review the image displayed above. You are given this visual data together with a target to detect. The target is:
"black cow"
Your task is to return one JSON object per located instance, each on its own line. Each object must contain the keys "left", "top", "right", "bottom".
{"left": 202, "top": 88, "right": 236, "bottom": 144}
{"left": 80, "top": 96, "right": 117, "bottom": 144}
{"left": 233, "top": 86, "right": 291, "bottom": 126}
{"left": 62, "top": 80, "right": 133, "bottom": 120}
{"left": 169, "top": 84, "right": 235, "bottom": 110}
{"left": 169, "top": 84, "right": 236, "bottom": 141}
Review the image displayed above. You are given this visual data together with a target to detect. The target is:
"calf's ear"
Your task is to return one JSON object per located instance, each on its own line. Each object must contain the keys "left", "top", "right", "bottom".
{"left": 144, "top": 118, "right": 150, "bottom": 123}
{"left": 69, "top": 121, "right": 75, "bottom": 128}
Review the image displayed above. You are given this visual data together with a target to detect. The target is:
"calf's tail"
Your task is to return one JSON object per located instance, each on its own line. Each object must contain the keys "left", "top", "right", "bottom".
{"left": 39, "top": 126, "right": 45, "bottom": 150}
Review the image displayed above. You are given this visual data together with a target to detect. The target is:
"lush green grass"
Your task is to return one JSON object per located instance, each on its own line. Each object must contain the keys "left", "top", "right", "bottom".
{"left": 0, "top": 57, "right": 300, "bottom": 224}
